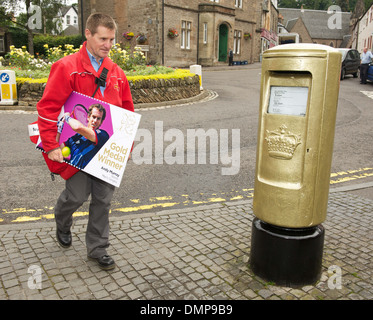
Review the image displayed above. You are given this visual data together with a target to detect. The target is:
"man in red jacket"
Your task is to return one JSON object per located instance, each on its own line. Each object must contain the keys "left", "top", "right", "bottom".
{"left": 37, "top": 13, "right": 134, "bottom": 270}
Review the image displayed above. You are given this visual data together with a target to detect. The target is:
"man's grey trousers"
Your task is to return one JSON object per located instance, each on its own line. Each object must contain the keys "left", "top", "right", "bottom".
{"left": 55, "top": 171, "right": 115, "bottom": 258}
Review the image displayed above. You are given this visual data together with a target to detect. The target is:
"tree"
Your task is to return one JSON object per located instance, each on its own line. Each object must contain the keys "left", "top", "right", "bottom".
{"left": 364, "top": 0, "right": 373, "bottom": 10}
{"left": 0, "top": 0, "right": 34, "bottom": 54}
{"left": 33, "top": 0, "right": 63, "bottom": 34}
{"left": 336, "top": 0, "right": 350, "bottom": 11}
{"left": 279, "top": 0, "right": 372, "bottom": 11}
{"left": 0, "top": 0, "right": 63, "bottom": 54}
{"left": 278, "top": 0, "right": 302, "bottom": 8}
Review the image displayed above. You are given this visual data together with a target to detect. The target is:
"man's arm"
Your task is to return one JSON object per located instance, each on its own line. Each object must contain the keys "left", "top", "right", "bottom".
{"left": 64, "top": 114, "right": 97, "bottom": 143}
{"left": 37, "top": 60, "right": 74, "bottom": 159}
{"left": 120, "top": 73, "right": 135, "bottom": 112}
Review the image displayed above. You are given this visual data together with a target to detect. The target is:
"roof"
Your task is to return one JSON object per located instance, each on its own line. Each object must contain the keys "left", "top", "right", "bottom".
{"left": 60, "top": 5, "right": 78, "bottom": 17}
{"left": 62, "top": 25, "right": 79, "bottom": 36}
{"left": 279, "top": 8, "right": 351, "bottom": 40}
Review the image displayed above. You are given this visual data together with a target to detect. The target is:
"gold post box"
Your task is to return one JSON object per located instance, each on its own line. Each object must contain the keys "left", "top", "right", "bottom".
{"left": 253, "top": 44, "right": 342, "bottom": 228}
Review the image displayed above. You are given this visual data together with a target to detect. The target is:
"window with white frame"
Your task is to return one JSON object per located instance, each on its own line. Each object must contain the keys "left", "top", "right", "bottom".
{"left": 181, "top": 20, "right": 191, "bottom": 49}
{"left": 234, "top": 30, "right": 241, "bottom": 54}
{"left": 235, "top": 0, "right": 242, "bottom": 8}
{"left": 203, "top": 23, "right": 208, "bottom": 44}
{"left": 66, "top": 15, "right": 70, "bottom": 25}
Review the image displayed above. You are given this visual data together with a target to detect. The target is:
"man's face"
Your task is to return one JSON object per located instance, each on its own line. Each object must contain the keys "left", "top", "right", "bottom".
{"left": 88, "top": 108, "right": 104, "bottom": 131}
{"left": 363, "top": 48, "right": 368, "bottom": 53}
{"left": 85, "top": 26, "right": 115, "bottom": 61}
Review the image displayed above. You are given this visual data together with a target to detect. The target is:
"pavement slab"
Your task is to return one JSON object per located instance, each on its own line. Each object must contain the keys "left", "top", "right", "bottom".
{"left": 1, "top": 189, "right": 373, "bottom": 301}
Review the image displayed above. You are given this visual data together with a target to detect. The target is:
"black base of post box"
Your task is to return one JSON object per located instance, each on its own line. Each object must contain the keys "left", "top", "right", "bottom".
{"left": 249, "top": 217, "right": 325, "bottom": 288}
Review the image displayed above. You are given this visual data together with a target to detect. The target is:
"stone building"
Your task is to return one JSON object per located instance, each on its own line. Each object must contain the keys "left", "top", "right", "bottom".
{"left": 279, "top": 7, "right": 351, "bottom": 48}
{"left": 259, "top": 0, "right": 278, "bottom": 55}
{"left": 80, "top": 0, "right": 276, "bottom": 67}
{"left": 350, "top": 1, "right": 373, "bottom": 52}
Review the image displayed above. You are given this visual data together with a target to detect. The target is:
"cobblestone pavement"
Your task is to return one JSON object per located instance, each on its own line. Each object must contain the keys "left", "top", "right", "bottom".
{"left": 1, "top": 188, "right": 373, "bottom": 301}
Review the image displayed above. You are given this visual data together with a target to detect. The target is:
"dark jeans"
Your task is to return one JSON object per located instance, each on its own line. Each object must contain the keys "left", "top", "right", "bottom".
{"left": 360, "top": 64, "right": 369, "bottom": 84}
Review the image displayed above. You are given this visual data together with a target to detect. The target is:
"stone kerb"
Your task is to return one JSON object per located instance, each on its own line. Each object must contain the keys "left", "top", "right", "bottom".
{"left": 16, "top": 74, "right": 201, "bottom": 107}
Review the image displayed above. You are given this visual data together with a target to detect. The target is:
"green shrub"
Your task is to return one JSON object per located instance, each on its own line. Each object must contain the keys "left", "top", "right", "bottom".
{"left": 2, "top": 42, "right": 187, "bottom": 81}
{"left": 7, "top": 27, "right": 28, "bottom": 50}
{"left": 33, "top": 34, "right": 83, "bottom": 57}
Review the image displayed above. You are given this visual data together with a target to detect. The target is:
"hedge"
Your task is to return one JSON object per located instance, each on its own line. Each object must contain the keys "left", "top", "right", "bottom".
{"left": 33, "top": 34, "right": 84, "bottom": 57}
{"left": 6, "top": 27, "right": 83, "bottom": 57}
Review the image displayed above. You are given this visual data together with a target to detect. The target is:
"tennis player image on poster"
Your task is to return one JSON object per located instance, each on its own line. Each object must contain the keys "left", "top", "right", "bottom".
{"left": 36, "top": 91, "right": 141, "bottom": 187}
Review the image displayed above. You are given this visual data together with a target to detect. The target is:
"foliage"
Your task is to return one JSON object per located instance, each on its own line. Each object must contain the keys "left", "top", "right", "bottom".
{"left": 4, "top": 45, "right": 51, "bottom": 70}
{"left": 278, "top": 0, "right": 373, "bottom": 11}
{"left": 168, "top": 28, "right": 179, "bottom": 38}
{"left": 10, "top": 69, "right": 196, "bottom": 86}
{"left": 136, "top": 33, "right": 147, "bottom": 43}
{"left": 109, "top": 43, "right": 147, "bottom": 71}
{"left": 363, "top": 0, "right": 373, "bottom": 11}
{"left": 43, "top": 43, "right": 79, "bottom": 63}
{"left": 7, "top": 27, "right": 28, "bottom": 49}
{"left": 123, "top": 32, "right": 134, "bottom": 40}
{"left": 0, "top": 66, "right": 51, "bottom": 79}
{"left": 31, "top": 0, "right": 65, "bottom": 34}
{"left": 127, "top": 69, "right": 195, "bottom": 82}
{"left": 33, "top": 34, "right": 84, "bottom": 57}
{"left": 1, "top": 0, "right": 64, "bottom": 33}
{"left": 14, "top": 77, "right": 49, "bottom": 84}
{"left": 1, "top": 43, "right": 179, "bottom": 81}
{"left": 125, "top": 65, "right": 175, "bottom": 77}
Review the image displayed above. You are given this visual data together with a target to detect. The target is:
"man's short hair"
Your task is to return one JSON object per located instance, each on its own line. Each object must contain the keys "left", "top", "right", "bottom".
{"left": 86, "top": 13, "right": 117, "bottom": 35}
{"left": 88, "top": 103, "right": 106, "bottom": 122}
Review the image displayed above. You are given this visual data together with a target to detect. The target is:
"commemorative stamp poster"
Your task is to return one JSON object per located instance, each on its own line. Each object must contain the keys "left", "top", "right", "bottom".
{"left": 35, "top": 91, "right": 141, "bottom": 187}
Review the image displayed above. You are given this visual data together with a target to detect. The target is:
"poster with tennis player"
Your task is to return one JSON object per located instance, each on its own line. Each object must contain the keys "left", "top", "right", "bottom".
{"left": 35, "top": 91, "right": 141, "bottom": 187}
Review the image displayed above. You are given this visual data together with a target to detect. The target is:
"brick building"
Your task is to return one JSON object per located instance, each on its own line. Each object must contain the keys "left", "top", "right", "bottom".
{"left": 80, "top": 0, "right": 276, "bottom": 67}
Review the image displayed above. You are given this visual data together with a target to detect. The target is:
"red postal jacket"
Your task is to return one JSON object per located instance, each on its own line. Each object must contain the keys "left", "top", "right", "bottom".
{"left": 37, "top": 42, "right": 134, "bottom": 180}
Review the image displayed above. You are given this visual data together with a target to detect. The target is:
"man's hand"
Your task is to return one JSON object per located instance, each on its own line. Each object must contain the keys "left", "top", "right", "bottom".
{"left": 48, "top": 148, "right": 64, "bottom": 163}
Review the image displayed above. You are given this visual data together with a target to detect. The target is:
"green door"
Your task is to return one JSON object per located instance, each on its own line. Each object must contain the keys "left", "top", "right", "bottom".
{"left": 218, "top": 24, "right": 228, "bottom": 62}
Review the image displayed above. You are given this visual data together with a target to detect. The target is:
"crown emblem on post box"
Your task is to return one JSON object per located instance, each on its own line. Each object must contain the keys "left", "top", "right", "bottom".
{"left": 265, "top": 124, "right": 301, "bottom": 160}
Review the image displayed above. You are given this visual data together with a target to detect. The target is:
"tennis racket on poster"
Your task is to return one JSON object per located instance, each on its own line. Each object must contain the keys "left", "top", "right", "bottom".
{"left": 70, "top": 104, "right": 89, "bottom": 126}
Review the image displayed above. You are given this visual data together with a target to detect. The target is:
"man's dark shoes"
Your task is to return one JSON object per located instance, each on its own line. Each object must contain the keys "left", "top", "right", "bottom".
{"left": 88, "top": 255, "right": 116, "bottom": 271}
{"left": 56, "top": 229, "right": 72, "bottom": 248}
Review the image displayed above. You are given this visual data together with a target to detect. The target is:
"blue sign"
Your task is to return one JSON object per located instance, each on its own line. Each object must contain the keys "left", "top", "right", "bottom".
{"left": 1, "top": 73, "right": 10, "bottom": 83}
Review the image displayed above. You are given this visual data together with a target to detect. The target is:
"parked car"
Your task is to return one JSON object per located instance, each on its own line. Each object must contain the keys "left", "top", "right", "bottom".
{"left": 367, "top": 64, "right": 373, "bottom": 82}
{"left": 337, "top": 48, "right": 360, "bottom": 80}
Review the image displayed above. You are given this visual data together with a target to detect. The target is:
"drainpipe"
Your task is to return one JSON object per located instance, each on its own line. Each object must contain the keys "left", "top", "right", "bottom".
{"left": 80, "top": 0, "right": 84, "bottom": 42}
{"left": 162, "top": 0, "right": 165, "bottom": 65}
{"left": 197, "top": 12, "right": 200, "bottom": 65}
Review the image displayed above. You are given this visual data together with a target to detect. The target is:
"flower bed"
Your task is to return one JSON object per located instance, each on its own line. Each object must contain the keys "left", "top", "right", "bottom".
{"left": 1, "top": 44, "right": 201, "bottom": 107}
{"left": 16, "top": 70, "right": 201, "bottom": 107}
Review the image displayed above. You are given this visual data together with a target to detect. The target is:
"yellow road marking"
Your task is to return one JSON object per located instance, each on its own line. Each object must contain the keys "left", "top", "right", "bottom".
{"left": 115, "top": 202, "right": 179, "bottom": 213}
{"left": 330, "top": 170, "right": 373, "bottom": 184}
{"left": 11, "top": 216, "right": 42, "bottom": 223}
{"left": 2, "top": 168, "right": 373, "bottom": 223}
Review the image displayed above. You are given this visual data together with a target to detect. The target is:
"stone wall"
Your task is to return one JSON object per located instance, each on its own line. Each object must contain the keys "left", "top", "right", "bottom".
{"left": 17, "top": 74, "right": 201, "bottom": 107}
{"left": 17, "top": 82, "right": 46, "bottom": 107}
{"left": 129, "top": 75, "right": 200, "bottom": 104}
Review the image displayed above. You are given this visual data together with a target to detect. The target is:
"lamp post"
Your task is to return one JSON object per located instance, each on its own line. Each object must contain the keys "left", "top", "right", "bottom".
{"left": 80, "top": 0, "right": 84, "bottom": 42}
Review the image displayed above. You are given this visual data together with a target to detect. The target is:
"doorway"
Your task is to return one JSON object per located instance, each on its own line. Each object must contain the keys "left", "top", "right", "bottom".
{"left": 218, "top": 24, "right": 228, "bottom": 62}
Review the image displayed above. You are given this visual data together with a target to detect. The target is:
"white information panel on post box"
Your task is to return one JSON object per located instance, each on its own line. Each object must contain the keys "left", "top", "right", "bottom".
{"left": 268, "top": 86, "right": 308, "bottom": 117}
